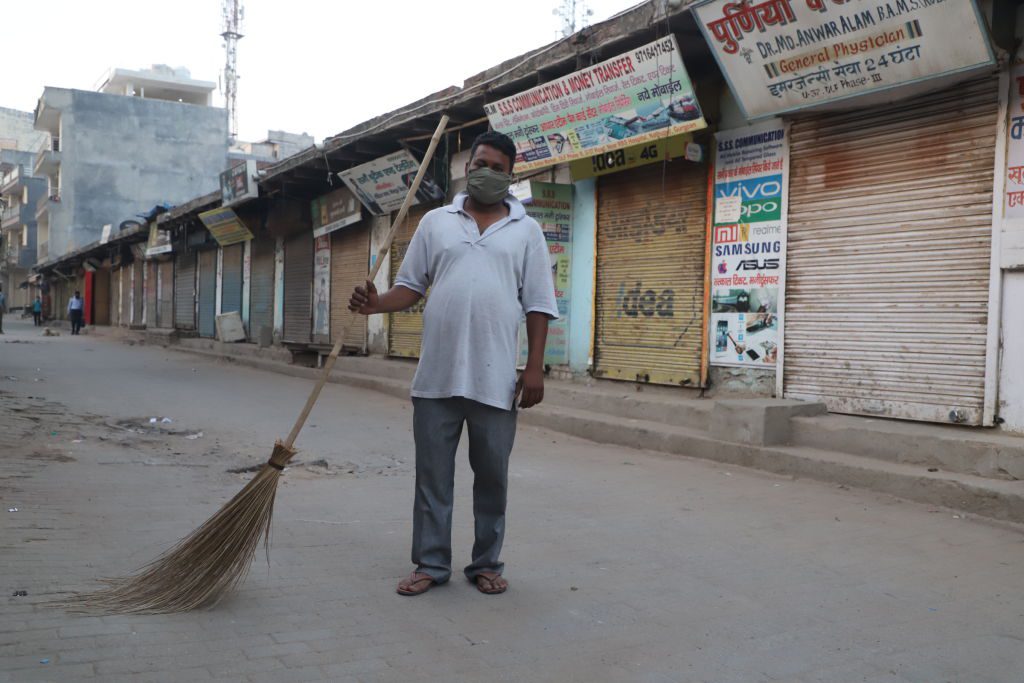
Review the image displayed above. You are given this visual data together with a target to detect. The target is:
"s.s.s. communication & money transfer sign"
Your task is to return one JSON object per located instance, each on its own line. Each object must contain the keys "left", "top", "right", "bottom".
{"left": 484, "top": 35, "right": 707, "bottom": 173}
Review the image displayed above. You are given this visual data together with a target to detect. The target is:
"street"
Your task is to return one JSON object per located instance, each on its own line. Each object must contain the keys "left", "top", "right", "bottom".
{"left": 2, "top": 317, "right": 1024, "bottom": 683}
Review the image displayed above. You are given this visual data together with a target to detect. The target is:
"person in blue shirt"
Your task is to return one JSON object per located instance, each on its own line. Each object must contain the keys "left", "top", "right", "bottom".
{"left": 32, "top": 295, "right": 42, "bottom": 326}
{"left": 67, "top": 290, "right": 84, "bottom": 335}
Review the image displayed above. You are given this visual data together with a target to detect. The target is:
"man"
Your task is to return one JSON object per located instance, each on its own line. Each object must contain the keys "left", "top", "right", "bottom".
{"left": 0, "top": 285, "right": 5, "bottom": 334}
{"left": 67, "top": 290, "right": 84, "bottom": 335}
{"left": 32, "top": 296, "right": 42, "bottom": 326}
{"left": 349, "top": 131, "right": 557, "bottom": 597}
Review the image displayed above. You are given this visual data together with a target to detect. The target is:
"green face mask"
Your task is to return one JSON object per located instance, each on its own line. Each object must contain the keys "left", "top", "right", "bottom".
{"left": 466, "top": 167, "right": 513, "bottom": 205}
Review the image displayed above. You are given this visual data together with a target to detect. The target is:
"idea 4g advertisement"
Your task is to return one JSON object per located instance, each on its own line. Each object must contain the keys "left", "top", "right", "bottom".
{"left": 710, "top": 120, "right": 789, "bottom": 368}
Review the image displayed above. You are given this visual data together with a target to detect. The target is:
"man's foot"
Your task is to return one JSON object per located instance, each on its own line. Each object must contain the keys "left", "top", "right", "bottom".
{"left": 396, "top": 571, "right": 437, "bottom": 596}
{"left": 473, "top": 572, "right": 508, "bottom": 595}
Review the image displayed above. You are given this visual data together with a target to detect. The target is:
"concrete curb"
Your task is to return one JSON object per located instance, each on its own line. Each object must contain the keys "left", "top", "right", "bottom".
{"left": 157, "top": 339, "right": 1024, "bottom": 525}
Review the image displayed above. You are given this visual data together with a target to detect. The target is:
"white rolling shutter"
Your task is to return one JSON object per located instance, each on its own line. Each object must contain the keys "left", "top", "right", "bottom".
{"left": 783, "top": 75, "right": 998, "bottom": 425}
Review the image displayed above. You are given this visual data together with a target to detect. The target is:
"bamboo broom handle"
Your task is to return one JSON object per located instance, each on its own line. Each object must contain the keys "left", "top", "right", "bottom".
{"left": 282, "top": 114, "right": 450, "bottom": 450}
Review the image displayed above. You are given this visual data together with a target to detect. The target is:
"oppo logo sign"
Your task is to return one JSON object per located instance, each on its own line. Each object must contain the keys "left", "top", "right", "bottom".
{"left": 742, "top": 200, "right": 779, "bottom": 217}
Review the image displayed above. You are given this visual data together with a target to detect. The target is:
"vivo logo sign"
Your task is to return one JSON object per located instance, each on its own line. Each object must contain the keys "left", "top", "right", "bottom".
{"left": 715, "top": 175, "right": 783, "bottom": 202}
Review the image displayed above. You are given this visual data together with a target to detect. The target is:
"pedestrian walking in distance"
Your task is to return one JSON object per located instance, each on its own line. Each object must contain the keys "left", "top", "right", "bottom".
{"left": 68, "top": 290, "right": 84, "bottom": 335}
{"left": 32, "top": 295, "right": 42, "bottom": 326}
{"left": 0, "top": 285, "right": 6, "bottom": 334}
{"left": 349, "top": 131, "right": 558, "bottom": 597}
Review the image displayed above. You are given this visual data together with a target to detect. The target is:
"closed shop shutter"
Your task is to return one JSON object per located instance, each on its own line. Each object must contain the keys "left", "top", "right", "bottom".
{"left": 52, "top": 280, "right": 65, "bottom": 321}
{"left": 249, "top": 236, "right": 275, "bottom": 340}
{"left": 388, "top": 204, "right": 431, "bottom": 358}
{"left": 783, "top": 75, "right": 998, "bottom": 425}
{"left": 283, "top": 230, "right": 313, "bottom": 343}
{"left": 174, "top": 251, "right": 196, "bottom": 330}
{"left": 197, "top": 249, "right": 217, "bottom": 338}
{"left": 594, "top": 161, "right": 708, "bottom": 386}
{"left": 157, "top": 260, "right": 173, "bottom": 328}
{"left": 93, "top": 269, "right": 110, "bottom": 326}
{"left": 133, "top": 260, "right": 144, "bottom": 326}
{"left": 221, "top": 243, "right": 244, "bottom": 316}
{"left": 146, "top": 262, "right": 158, "bottom": 327}
{"left": 330, "top": 224, "right": 369, "bottom": 351}
{"left": 120, "top": 266, "right": 131, "bottom": 326}
{"left": 109, "top": 271, "right": 118, "bottom": 327}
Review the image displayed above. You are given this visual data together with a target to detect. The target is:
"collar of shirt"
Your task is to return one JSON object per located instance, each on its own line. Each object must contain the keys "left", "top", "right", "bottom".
{"left": 445, "top": 192, "right": 526, "bottom": 242}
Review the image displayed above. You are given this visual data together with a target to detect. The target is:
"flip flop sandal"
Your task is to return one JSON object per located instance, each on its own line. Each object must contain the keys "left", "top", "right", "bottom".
{"left": 474, "top": 573, "right": 508, "bottom": 595}
{"left": 396, "top": 572, "right": 436, "bottom": 596}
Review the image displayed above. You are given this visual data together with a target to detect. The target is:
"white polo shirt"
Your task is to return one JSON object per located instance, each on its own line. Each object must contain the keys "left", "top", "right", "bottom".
{"left": 394, "top": 192, "right": 559, "bottom": 410}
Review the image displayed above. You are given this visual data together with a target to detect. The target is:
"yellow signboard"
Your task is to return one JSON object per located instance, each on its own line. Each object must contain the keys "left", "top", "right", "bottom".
{"left": 198, "top": 207, "right": 253, "bottom": 247}
{"left": 570, "top": 134, "right": 691, "bottom": 181}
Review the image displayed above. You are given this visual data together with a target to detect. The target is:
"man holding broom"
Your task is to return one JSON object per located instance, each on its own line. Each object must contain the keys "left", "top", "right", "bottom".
{"left": 349, "top": 131, "right": 558, "bottom": 596}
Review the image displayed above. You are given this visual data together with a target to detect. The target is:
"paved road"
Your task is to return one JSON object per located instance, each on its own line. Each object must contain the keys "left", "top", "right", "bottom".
{"left": 2, "top": 318, "right": 1023, "bottom": 683}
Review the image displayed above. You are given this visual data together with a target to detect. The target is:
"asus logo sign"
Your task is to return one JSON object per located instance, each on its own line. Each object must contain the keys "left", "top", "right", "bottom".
{"left": 736, "top": 258, "right": 780, "bottom": 271}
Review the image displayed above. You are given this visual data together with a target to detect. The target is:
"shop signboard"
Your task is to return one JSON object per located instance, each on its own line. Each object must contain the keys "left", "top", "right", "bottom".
{"left": 1006, "top": 63, "right": 1024, "bottom": 269}
{"left": 485, "top": 35, "right": 706, "bottom": 173}
{"left": 709, "top": 120, "right": 788, "bottom": 368}
{"left": 221, "top": 160, "right": 258, "bottom": 207}
{"left": 338, "top": 150, "right": 444, "bottom": 216}
{"left": 569, "top": 134, "right": 691, "bottom": 180}
{"left": 517, "top": 182, "right": 573, "bottom": 366}
{"left": 312, "top": 186, "right": 362, "bottom": 238}
{"left": 198, "top": 207, "right": 254, "bottom": 247}
{"left": 145, "top": 222, "right": 173, "bottom": 257}
{"left": 692, "top": 0, "right": 995, "bottom": 119}
{"left": 313, "top": 235, "right": 331, "bottom": 344}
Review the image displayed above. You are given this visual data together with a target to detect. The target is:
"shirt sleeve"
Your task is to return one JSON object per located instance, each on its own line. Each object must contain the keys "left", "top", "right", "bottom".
{"left": 520, "top": 222, "right": 559, "bottom": 319}
{"left": 393, "top": 217, "right": 430, "bottom": 296}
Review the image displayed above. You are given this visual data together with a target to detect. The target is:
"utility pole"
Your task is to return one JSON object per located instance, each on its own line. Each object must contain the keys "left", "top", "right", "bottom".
{"left": 221, "top": 0, "right": 244, "bottom": 143}
{"left": 553, "top": 0, "right": 593, "bottom": 38}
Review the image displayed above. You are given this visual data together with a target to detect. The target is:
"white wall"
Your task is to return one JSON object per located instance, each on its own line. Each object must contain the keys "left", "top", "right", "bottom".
{"left": 999, "top": 272, "right": 1024, "bottom": 433}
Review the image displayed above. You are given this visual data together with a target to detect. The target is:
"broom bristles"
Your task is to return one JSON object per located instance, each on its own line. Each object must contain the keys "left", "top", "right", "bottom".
{"left": 62, "top": 441, "right": 296, "bottom": 614}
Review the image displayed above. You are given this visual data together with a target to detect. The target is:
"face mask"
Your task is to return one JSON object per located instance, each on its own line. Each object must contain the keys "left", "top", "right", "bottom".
{"left": 466, "top": 167, "right": 512, "bottom": 205}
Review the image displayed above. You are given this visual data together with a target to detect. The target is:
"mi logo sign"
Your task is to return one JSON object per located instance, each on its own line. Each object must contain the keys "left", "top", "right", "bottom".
{"left": 714, "top": 223, "right": 751, "bottom": 244}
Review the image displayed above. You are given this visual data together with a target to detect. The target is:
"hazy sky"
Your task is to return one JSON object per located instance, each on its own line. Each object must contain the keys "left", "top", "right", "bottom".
{"left": 5, "top": 0, "right": 641, "bottom": 143}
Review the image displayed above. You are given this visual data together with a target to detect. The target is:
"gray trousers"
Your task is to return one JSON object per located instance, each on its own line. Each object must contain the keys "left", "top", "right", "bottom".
{"left": 411, "top": 397, "right": 517, "bottom": 583}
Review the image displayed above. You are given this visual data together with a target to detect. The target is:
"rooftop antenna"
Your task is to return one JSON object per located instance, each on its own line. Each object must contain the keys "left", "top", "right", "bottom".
{"left": 221, "top": 0, "right": 244, "bottom": 143}
{"left": 552, "top": 0, "right": 593, "bottom": 38}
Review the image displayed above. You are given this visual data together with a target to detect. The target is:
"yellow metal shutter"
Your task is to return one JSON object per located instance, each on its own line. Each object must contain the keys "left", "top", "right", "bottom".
{"left": 594, "top": 161, "right": 708, "bottom": 386}
{"left": 784, "top": 75, "right": 998, "bottom": 425}
{"left": 330, "top": 224, "right": 370, "bottom": 351}
{"left": 388, "top": 204, "right": 431, "bottom": 358}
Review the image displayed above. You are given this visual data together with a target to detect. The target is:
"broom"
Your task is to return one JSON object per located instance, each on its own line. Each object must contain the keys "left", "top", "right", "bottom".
{"left": 66, "top": 114, "right": 450, "bottom": 614}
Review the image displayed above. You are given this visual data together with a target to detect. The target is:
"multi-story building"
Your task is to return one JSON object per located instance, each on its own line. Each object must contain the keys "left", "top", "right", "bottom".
{"left": 0, "top": 107, "right": 47, "bottom": 309}
{"left": 229, "top": 129, "right": 314, "bottom": 168}
{"left": 33, "top": 65, "right": 229, "bottom": 262}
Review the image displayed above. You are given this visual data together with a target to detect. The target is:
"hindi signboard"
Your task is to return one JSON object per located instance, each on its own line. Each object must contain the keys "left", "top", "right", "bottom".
{"left": 1006, "top": 64, "right": 1024, "bottom": 220}
{"left": 313, "top": 235, "right": 331, "bottom": 344}
{"left": 312, "top": 186, "right": 362, "bottom": 238}
{"left": 338, "top": 150, "right": 444, "bottom": 216}
{"left": 485, "top": 35, "right": 706, "bottom": 173}
{"left": 692, "top": 0, "right": 995, "bottom": 119}
{"left": 198, "top": 207, "right": 254, "bottom": 247}
{"left": 517, "top": 182, "right": 573, "bottom": 366}
{"left": 220, "top": 159, "right": 258, "bottom": 207}
{"left": 709, "top": 121, "right": 789, "bottom": 369}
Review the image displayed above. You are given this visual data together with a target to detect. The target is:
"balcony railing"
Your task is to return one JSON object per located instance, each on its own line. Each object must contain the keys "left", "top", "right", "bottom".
{"left": 33, "top": 138, "right": 61, "bottom": 175}
{"left": 1, "top": 205, "right": 19, "bottom": 227}
{"left": 0, "top": 166, "right": 20, "bottom": 192}
{"left": 36, "top": 191, "right": 58, "bottom": 216}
